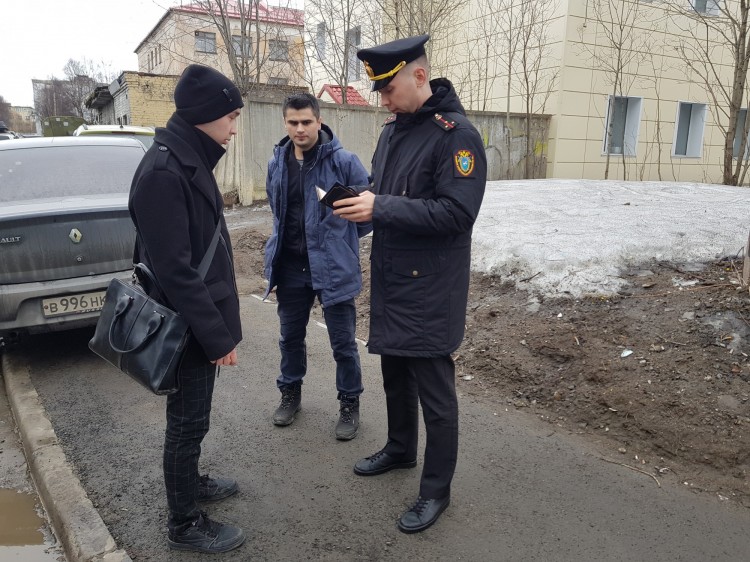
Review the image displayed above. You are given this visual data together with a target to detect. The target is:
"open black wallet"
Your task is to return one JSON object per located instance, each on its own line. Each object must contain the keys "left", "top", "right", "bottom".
{"left": 316, "top": 182, "right": 360, "bottom": 209}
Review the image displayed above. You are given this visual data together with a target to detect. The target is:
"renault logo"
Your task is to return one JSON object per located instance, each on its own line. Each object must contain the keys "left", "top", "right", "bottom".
{"left": 69, "top": 228, "right": 82, "bottom": 243}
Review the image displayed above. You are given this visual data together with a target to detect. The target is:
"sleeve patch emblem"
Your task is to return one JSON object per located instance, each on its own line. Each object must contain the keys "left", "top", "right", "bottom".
{"left": 454, "top": 150, "right": 475, "bottom": 177}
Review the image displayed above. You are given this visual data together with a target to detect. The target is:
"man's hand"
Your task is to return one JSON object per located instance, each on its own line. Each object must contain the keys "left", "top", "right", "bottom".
{"left": 212, "top": 348, "right": 238, "bottom": 366}
{"left": 333, "top": 190, "right": 375, "bottom": 222}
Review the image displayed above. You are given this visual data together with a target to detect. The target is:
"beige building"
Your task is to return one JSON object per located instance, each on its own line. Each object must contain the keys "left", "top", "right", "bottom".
{"left": 135, "top": 1, "right": 305, "bottom": 89}
{"left": 9, "top": 106, "right": 37, "bottom": 135}
{"left": 424, "top": 0, "right": 746, "bottom": 184}
{"left": 86, "top": 72, "right": 180, "bottom": 128}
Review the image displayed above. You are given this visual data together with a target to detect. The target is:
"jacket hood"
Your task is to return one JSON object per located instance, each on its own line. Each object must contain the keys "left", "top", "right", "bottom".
{"left": 421, "top": 78, "right": 466, "bottom": 116}
{"left": 275, "top": 123, "right": 341, "bottom": 161}
{"left": 393, "top": 78, "right": 465, "bottom": 129}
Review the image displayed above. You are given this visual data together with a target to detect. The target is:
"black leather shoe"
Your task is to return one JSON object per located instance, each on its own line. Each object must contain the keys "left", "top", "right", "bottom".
{"left": 397, "top": 495, "right": 450, "bottom": 533}
{"left": 353, "top": 449, "right": 417, "bottom": 476}
{"left": 168, "top": 512, "right": 245, "bottom": 553}
{"left": 197, "top": 474, "right": 238, "bottom": 503}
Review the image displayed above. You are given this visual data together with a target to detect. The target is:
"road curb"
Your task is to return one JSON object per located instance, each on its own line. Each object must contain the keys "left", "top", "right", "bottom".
{"left": 1, "top": 353, "right": 132, "bottom": 562}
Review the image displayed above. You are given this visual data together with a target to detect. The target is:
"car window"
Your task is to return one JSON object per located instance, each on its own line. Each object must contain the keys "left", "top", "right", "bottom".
{"left": 135, "top": 134, "right": 155, "bottom": 148}
{"left": 0, "top": 144, "right": 145, "bottom": 202}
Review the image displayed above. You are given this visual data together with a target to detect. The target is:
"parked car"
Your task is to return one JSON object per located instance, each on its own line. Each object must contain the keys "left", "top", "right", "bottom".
{"left": 0, "top": 136, "right": 147, "bottom": 345}
{"left": 73, "top": 124, "right": 155, "bottom": 148}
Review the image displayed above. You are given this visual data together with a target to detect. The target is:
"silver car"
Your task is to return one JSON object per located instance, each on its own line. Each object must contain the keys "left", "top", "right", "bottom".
{"left": 0, "top": 136, "right": 146, "bottom": 345}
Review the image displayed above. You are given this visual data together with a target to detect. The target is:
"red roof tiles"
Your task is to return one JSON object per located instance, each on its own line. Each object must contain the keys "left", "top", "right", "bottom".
{"left": 317, "top": 84, "right": 369, "bottom": 106}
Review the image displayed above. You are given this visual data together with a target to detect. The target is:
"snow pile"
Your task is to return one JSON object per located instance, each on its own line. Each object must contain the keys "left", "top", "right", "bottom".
{"left": 471, "top": 179, "right": 750, "bottom": 297}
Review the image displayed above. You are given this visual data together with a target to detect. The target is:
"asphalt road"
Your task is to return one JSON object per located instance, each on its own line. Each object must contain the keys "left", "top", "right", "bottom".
{"left": 8, "top": 292, "right": 750, "bottom": 561}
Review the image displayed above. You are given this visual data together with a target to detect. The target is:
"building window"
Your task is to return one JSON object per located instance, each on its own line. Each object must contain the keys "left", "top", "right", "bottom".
{"left": 232, "top": 35, "right": 253, "bottom": 59}
{"left": 269, "top": 39, "right": 288, "bottom": 61}
{"left": 268, "top": 77, "right": 288, "bottom": 86}
{"left": 195, "top": 31, "right": 217, "bottom": 54}
{"left": 733, "top": 108, "right": 748, "bottom": 159}
{"left": 316, "top": 23, "right": 326, "bottom": 60}
{"left": 346, "top": 26, "right": 361, "bottom": 81}
{"left": 603, "top": 96, "right": 642, "bottom": 156}
{"left": 158, "top": 44, "right": 162, "bottom": 65}
{"left": 691, "top": 0, "right": 720, "bottom": 15}
{"left": 673, "top": 102, "right": 707, "bottom": 158}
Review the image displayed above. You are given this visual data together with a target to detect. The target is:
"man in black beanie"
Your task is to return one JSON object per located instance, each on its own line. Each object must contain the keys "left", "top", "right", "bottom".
{"left": 129, "top": 64, "right": 246, "bottom": 553}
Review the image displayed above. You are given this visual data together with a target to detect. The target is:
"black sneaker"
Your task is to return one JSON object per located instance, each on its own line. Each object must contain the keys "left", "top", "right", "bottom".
{"left": 197, "top": 474, "right": 238, "bottom": 503}
{"left": 335, "top": 395, "right": 360, "bottom": 440}
{"left": 273, "top": 381, "right": 302, "bottom": 426}
{"left": 167, "top": 512, "right": 245, "bottom": 553}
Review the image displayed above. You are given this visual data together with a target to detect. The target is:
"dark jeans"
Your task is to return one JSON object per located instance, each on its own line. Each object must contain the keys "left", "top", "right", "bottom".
{"left": 275, "top": 265, "right": 363, "bottom": 397}
{"left": 164, "top": 339, "right": 216, "bottom": 532}
{"left": 381, "top": 354, "right": 458, "bottom": 499}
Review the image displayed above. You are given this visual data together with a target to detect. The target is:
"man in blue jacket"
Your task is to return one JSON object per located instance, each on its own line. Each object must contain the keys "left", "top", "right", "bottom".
{"left": 264, "top": 93, "right": 371, "bottom": 440}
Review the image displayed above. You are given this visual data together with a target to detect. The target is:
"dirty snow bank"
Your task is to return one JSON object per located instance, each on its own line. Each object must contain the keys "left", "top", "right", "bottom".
{"left": 471, "top": 179, "right": 750, "bottom": 297}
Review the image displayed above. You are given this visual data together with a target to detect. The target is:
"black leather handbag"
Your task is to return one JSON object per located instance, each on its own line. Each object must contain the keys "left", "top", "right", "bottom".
{"left": 89, "top": 223, "right": 222, "bottom": 395}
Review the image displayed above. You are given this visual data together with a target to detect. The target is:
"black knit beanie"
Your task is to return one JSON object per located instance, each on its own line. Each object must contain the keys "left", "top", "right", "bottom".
{"left": 174, "top": 64, "right": 244, "bottom": 125}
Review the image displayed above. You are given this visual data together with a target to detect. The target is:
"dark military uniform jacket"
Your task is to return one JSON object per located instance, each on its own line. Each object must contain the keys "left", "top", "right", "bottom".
{"left": 128, "top": 114, "right": 242, "bottom": 361}
{"left": 368, "top": 78, "right": 487, "bottom": 357}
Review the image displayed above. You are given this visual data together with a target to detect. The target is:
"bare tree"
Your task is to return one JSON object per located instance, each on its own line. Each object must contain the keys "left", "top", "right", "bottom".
{"left": 0, "top": 96, "right": 10, "bottom": 124}
{"left": 664, "top": 1, "right": 750, "bottom": 186}
{"left": 61, "top": 58, "right": 117, "bottom": 119}
{"left": 513, "top": 0, "right": 560, "bottom": 178}
{"left": 303, "top": 0, "right": 381, "bottom": 103}
{"left": 494, "top": 0, "right": 525, "bottom": 178}
{"left": 374, "top": 0, "right": 456, "bottom": 40}
{"left": 192, "top": 0, "right": 303, "bottom": 94}
{"left": 456, "top": 0, "right": 505, "bottom": 112}
{"left": 578, "top": 0, "right": 655, "bottom": 180}
{"left": 33, "top": 78, "right": 77, "bottom": 120}
{"left": 638, "top": 46, "right": 670, "bottom": 182}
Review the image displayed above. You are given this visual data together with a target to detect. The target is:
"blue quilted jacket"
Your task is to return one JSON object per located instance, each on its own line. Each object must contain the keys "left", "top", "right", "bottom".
{"left": 264, "top": 124, "right": 371, "bottom": 307}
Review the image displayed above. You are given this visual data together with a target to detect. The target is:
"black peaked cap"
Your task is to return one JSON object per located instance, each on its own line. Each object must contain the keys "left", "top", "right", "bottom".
{"left": 356, "top": 34, "right": 430, "bottom": 91}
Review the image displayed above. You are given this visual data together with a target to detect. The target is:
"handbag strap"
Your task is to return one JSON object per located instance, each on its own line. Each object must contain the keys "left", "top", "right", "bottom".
{"left": 135, "top": 221, "right": 223, "bottom": 301}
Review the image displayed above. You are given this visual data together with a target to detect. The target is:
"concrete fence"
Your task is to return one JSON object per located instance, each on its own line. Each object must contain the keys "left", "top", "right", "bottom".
{"left": 216, "top": 98, "right": 550, "bottom": 204}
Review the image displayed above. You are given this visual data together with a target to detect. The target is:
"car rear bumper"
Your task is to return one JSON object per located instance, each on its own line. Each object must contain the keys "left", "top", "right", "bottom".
{"left": 0, "top": 270, "right": 132, "bottom": 336}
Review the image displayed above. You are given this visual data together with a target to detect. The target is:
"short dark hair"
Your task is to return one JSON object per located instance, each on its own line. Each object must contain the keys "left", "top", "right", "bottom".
{"left": 282, "top": 92, "right": 321, "bottom": 119}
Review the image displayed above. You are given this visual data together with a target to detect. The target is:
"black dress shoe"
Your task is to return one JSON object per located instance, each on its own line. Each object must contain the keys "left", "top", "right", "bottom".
{"left": 397, "top": 495, "right": 450, "bottom": 533}
{"left": 353, "top": 449, "right": 417, "bottom": 476}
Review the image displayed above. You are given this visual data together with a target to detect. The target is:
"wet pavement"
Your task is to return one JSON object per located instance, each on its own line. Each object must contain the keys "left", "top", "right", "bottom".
{"left": 0, "top": 372, "right": 64, "bottom": 561}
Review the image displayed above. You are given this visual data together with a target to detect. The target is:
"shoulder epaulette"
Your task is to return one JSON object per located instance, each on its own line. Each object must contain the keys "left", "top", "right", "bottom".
{"left": 154, "top": 145, "right": 170, "bottom": 170}
{"left": 383, "top": 114, "right": 396, "bottom": 126}
{"left": 432, "top": 113, "right": 456, "bottom": 131}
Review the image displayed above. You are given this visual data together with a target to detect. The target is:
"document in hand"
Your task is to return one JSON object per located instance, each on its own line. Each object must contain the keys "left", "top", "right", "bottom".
{"left": 316, "top": 183, "right": 360, "bottom": 209}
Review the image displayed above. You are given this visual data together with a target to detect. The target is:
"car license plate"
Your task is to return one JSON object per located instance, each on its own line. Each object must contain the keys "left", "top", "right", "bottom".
{"left": 42, "top": 291, "right": 107, "bottom": 318}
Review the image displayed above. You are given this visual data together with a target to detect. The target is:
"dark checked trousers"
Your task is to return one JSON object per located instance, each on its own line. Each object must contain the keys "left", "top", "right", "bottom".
{"left": 164, "top": 339, "right": 217, "bottom": 533}
{"left": 381, "top": 354, "right": 458, "bottom": 499}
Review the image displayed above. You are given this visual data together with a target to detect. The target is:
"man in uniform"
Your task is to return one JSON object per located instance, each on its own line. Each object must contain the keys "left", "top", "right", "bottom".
{"left": 333, "top": 35, "right": 487, "bottom": 533}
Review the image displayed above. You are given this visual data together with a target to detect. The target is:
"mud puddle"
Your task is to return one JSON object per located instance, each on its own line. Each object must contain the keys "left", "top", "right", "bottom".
{"left": 0, "top": 488, "right": 63, "bottom": 560}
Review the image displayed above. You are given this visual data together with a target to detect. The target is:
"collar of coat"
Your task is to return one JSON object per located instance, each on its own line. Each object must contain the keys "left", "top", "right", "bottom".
{"left": 153, "top": 113, "right": 225, "bottom": 215}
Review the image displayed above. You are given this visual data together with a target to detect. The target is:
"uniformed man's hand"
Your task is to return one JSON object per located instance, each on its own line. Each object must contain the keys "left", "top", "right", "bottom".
{"left": 333, "top": 190, "right": 375, "bottom": 222}
{"left": 212, "top": 348, "right": 238, "bottom": 366}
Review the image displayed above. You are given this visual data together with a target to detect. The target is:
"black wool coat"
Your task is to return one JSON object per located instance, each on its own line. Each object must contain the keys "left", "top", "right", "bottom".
{"left": 368, "top": 79, "right": 487, "bottom": 357}
{"left": 128, "top": 114, "right": 242, "bottom": 361}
